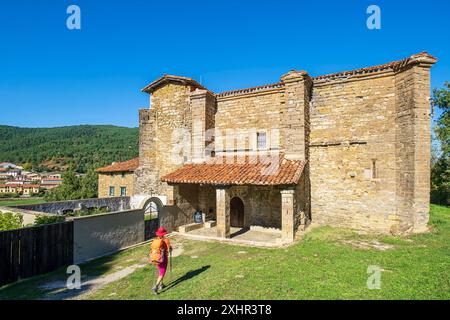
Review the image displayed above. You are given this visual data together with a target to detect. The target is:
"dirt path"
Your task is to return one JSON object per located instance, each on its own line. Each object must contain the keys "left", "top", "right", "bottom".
{"left": 40, "top": 264, "right": 146, "bottom": 300}
{"left": 40, "top": 244, "right": 185, "bottom": 300}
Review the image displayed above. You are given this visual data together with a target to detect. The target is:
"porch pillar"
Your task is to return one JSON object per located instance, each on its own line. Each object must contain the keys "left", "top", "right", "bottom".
{"left": 281, "top": 189, "right": 295, "bottom": 242}
{"left": 216, "top": 187, "right": 230, "bottom": 238}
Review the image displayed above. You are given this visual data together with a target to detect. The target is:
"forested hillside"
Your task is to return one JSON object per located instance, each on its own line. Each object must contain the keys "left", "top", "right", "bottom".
{"left": 0, "top": 125, "right": 139, "bottom": 172}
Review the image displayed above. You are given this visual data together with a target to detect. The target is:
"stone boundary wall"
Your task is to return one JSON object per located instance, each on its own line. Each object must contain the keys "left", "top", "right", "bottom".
{"left": 9, "top": 197, "right": 131, "bottom": 215}
{"left": 73, "top": 209, "right": 145, "bottom": 264}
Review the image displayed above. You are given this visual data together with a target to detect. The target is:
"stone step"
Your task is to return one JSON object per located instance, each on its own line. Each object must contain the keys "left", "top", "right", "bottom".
{"left": 204, "top": 220, "right": 216, "bottom": 228}
{"left": 178, "top": 222, "right": 204, "bottom": 233}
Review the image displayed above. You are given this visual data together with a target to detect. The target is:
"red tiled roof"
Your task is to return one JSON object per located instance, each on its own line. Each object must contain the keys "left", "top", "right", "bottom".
{"left": 0, "top": 184, "right": 39, "bottom": 188}
{"left": 96, "top": 158, "right": 139, "bottom": 173}
{"left": 161, "top": 155, "right": 305, "bottom": 186}
{"left": 40, "top": 184, "right": 59, "bottom": 188}
{"left": 214, "top": 52, "right": 437, "bottom": 97}
{"left": 313, "top": 51, "right": 437, "bottom": 81}
{"left": 216, "top": 82, "right": 284, "bottom": 98}
{"left": 22, "top": 184, "right": 40, "bottom": 188}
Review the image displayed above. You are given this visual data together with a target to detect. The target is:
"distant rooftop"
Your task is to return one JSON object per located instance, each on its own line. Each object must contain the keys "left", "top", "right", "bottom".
{"left": 96, "top": 158, "right": 139, "bottom": 173}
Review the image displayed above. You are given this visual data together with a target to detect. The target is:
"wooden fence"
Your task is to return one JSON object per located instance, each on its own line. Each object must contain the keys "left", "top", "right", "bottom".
{"left": 144, "top": 218, "right": 159, "bottom": 240}
{"left": 0, "top": 222, "right": 74, "bottom": 287}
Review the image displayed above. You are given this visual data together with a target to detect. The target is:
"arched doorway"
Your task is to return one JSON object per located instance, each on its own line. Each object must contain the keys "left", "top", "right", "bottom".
{"left": 142, "top": 197, "right": 163, "bottom": 220}
{"left": 141, "top": 197, "right": 163, "bottom": 240}
{"left": 230, "top": 197, "right": 244, "bottom": 228}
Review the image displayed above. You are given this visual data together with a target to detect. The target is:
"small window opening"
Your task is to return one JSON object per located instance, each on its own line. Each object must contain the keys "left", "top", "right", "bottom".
{"left": 257, "top": 132, "right": 267, "bottom": 150}
{"left": 372, "top": 159, "right": 377, "bottom": 179}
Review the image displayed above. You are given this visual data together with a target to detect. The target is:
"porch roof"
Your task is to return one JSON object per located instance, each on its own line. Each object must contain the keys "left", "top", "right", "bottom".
{"left": 160, "top": 155, "right": 306, "bottom": 186}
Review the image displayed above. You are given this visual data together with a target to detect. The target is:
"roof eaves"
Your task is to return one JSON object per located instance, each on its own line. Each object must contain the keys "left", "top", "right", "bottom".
{"left": 313, "top": 52, "right": 437, "bottom": 82}
{"left": 141, "top": 74, "right": 208, "bottom": 94}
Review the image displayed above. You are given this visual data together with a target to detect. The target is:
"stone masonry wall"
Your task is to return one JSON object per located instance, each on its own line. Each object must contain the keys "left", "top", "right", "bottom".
{"left": 216, "top": 89, "right": 285, "bottom": 153}
{"left": 394, "top": 65, "right": 431, "bottom": 233}
{"left": 191, "top": 89, "right": 216, "bottom": 162}
{"left": 295, "top": 171, "right": 310, "bottom": 232}
{"left": 159, "top": 183, "right": 199, "bottom": 232}
{"left": 135, "top": 83, "right": 196, "bottom": 197}
{"left": 196, "top": 185, "right": 282, "bottom": 229}
{"left": 310, "top": 74, "right": 398, "bottom": 233}
{"left": 309, "top": 60, "right": 433, "bottom": 234}
{"left": 98, "top": 172, "right": 135, "bottom": 198}
{"left": 198, "top": 185, "right": 216, "bottom": 220}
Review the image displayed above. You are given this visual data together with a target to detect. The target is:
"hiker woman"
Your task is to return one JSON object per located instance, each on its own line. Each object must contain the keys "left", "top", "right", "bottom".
{"left": 150, "top": 227, "right": 172, "bottom": 294}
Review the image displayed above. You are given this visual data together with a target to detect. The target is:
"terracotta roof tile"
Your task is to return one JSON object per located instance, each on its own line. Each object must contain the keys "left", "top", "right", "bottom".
{"left": 216, "top": 82, "right": 284, "bottom": 98}
{"left": 161, "top": 155, "right": 305, "bottom": 186}
{"left": 0, "top": 184, "right": 40, "bottom": 188}
{"left": 214, "top": 52, "right": 437, "bottom": 97}
{"left": 142, "top": 74, "right": 208, "bottom": 94}
{"left": 313, "top": 51, "right": 437, "bottom": 81}
{"left": 96, "top": 158, "right": 139, "bottom": 173}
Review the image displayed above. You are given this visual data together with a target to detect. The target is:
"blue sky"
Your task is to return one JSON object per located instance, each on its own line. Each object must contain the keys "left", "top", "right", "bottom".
{"left": 0, "top": 0, "right": 449, "bottom": 128}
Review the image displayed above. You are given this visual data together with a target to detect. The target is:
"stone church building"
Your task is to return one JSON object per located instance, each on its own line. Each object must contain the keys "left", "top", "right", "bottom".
{"left": 132, "top": 52, "right": 437, "bottom": 243}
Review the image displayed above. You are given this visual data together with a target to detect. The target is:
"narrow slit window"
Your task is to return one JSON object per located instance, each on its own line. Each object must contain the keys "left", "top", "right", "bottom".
{"left": 372, "top": 159, "right": 377, "bottom": 179}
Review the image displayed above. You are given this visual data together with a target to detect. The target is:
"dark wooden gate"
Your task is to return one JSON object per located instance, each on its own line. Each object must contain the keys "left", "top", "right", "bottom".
{"left": 0, "top": 221, "right": 74, "bottom": 287}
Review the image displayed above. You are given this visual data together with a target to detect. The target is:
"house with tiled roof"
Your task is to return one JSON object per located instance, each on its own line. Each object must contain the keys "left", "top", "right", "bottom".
{"left": 132, "top": 52, "right": 437, "bottom": 244}
{"left": 0, "top": 183, "right": 40, "bottom": 195}
{"left": 96, "top": 158, "right": 139, "bottom": 198}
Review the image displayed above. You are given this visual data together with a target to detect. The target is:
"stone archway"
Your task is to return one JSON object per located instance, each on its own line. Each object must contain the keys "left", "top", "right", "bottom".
{"left": 230, "top": 196, "right": 244, "bottom": 228}
{"left": 142, "top": 197, "right": 164, "bottom": 219}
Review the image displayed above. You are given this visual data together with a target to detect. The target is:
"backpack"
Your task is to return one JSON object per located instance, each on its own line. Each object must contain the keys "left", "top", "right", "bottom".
{"left": 149, "top": 238, "right": 168, "bottom": 265}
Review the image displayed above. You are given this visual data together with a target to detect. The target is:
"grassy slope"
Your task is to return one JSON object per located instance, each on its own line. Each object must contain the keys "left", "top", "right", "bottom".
{"left": 0, "top": 205, "right": 449, "bottom": 300}
{"left": 0, "top": 198, "right": 45, "bottom": 207}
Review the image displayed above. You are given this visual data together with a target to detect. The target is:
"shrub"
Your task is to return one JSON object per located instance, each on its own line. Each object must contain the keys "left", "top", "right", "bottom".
{"left": 34, "top": 215, "right": 66, "bottom": 226}
{"left": 0, "top": 193, "right": 21, "bottom": 199}
{"left": 0, "top": 211, "right": 23, "bottom": 231}
{"left": 64, "top": 206, "right": 109, "bottom": 217}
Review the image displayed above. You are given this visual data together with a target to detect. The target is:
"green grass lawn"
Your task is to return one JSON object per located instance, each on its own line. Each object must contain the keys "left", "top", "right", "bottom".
{"left": 0, "top": 205, "right": 449, "bottom": 300}
{"left": 0, "top": 198, "right": 45, "bottom": 207}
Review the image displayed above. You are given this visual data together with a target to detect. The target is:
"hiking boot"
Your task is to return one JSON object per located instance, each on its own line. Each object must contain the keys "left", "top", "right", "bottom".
{"left": 158, "top": 283, "right": 165, "bottom": 291}
{"left": 151, "top": 286, "right": 159, "bottom": 295}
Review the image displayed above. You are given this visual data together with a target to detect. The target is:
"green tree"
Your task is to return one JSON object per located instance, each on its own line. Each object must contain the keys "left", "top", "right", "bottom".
{"left": 80, "top": 168, "right": 98, "bottom": 199}
{"left": 22, "top": 162, "right": 33, "bottom": 170}
{"left": 432, "top": 82, "right": 450, "bottom": 155}
{"left": 44, "top": 169, "right": 98, "bottom": 201}
{"left": 44, "top": 170, "right": 81, "bottom": 201}
{"left": 0, "top": 211, "right": 23, "bottom": 231}
{"left": 431, "top": 82, "right": 450, "bottom": 205}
